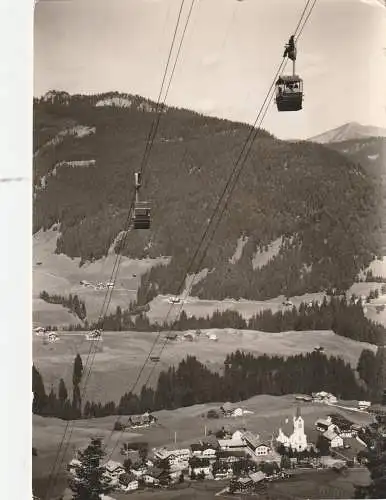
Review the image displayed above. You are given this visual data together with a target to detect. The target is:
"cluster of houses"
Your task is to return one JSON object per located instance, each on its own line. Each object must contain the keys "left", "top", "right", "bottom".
{"left": 67, "top": 406, "right": 370, "bottom": 496}
{"left": 162, "top": 330, "right": 219, "bottom": 342}
{"left": 296, "top": 391, "right": 373, "bottom": 413}
{"left": 127, "top": 412, "right": 158, "bottom": 429}
{"left": 80, "top": 279, "right": 114, "bottom": 290}
{"left": 34, "top": 327, "right": 59, "bottom": 343}
{"left": 85, "top": 329, "right": 103, "bottom": 341}
{"left": 207, "top": 402, "right": 254, "bottom": 419}
{"left": 311, "top": 391, "right": 338, "bottom": 404}
{"left": 314, "top": 414, "right": 366, "bottom": 455}
{"left": 68, "top": 428, "right": 281, "bottom": 494}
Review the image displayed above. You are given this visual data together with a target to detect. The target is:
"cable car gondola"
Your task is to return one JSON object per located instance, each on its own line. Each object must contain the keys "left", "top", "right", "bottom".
{"left": 133, "top": 172, "right": 151, "bottom": 230}
{"left": 275, "top": 35, "right": 303, "bottom": 112}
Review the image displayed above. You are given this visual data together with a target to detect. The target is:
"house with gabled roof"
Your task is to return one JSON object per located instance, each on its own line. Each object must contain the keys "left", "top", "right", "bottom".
{"left": 323, "top": 428, "right": 344, "bottom": 448}
{"left": 118, "top": 472, "right": 139, "bottom": 492}
{"left": 218, "top": 430, "right": 246, "bottom": 450}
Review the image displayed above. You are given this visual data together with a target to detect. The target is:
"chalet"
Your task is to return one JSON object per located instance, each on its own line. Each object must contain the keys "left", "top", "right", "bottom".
{"left": 315, "top": 417, "right": 337, "bottom": 433}
{"left": 213, "top": 466, "right": 233, "bottom": 480}
{"left": 46, "top": 332, "right": 58, "bottom": 343}
{"left": 339, "top": 428, "right": 358, "bottom": 439}
{"left": 218, "top": 430, "right": 246, "bottom": 451}
{"left": 243, "top": 432, "right": 266, "bottom": 455}
{"left": 67, "top": 458, "right": 81, "bottom": 475}
{"left": 131, "top": 463, "right": 148, "bottom": 477}
{"left": 128, "top": 412, "right": 157, "bottom": 428}
{"left": 323, "top": 429, "right": 344, "bottom": 449}
{"left": 253, "top": 444, "right": 271, "bottom": 457}
{"left": 312, "top": 391, "right": 338, "bottom": 404}
{"left": 118, "top": 473, "right": 139, "bottom": 492}
{"left": 202, "top": 436, "right": 220, "bottom": 449}
{"left": 358, "top": 401, "right": 371, "bottom": 410}
{"left": 190, "top": 443, "right": 217, "bottom": 458}
{"left": 153, "top": 447, "right": 190, "bottom": 466}
{"left": 217, "top": 450, "right": 246, "bottom": 463}
{"left": 143, "top": 467, "right": 168, "bottom": 485}
{"left": 104, "top": 460, "right": 125, "bottom": 484}
{"left": 189, "top": 457, "right": 212, "bottom": 477}
{"left": 233, "top": 476, "right": 253, "bottom": 492}
{"left": 232, "top": 407, "right": 243, "bottom": 417}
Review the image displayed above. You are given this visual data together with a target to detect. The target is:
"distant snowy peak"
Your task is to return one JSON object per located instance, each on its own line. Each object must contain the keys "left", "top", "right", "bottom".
{"left": 308, "top": 122, "right": 386, "bottom": 144}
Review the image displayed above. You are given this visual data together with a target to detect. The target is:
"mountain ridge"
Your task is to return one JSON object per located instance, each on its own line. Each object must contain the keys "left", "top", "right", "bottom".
{"left": 33, "top": 91, "right": 382, "bottom": 302}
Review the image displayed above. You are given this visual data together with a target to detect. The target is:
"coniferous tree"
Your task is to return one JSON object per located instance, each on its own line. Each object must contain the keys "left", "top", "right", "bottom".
{"left": 69, "top": 437, "right": 114, "bottom": 500}
{"left": 32, "top": 364, "right": 47, "bottom": 414}
{"left": 354, "top": 420, "right": 386, "bottom": 498}
{"left": 72, "top": 383, "right": 82, "bottom": 417}
{"left": 73, "top": 354, "right": 84, "bottom": 387}
{"left": 58, "top": 378, "right": 68, "bottom": 407}
{"left": 72, "top": 354, "right": 84, "bottom": 415}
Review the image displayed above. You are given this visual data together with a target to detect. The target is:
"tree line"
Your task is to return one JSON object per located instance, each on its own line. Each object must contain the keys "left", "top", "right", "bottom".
{"left": 82, "top": 295, "right": 386, "bottom": 346}
{"left": 32, "top": 350, "right": 371, "bottom": 421}
{"left": 32, "top": 354, "right": 84, "bottom": 419}
{"left": 39, "top": 290, "right": 87, "bottom": 322}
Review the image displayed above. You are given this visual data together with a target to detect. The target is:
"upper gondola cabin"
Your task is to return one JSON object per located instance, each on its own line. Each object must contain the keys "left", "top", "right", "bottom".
{"left": 275, "top": 75, "right": 303, "bottom": 112}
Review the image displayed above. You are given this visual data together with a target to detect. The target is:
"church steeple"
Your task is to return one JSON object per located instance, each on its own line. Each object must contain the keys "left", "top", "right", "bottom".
{"left": 296, "top": 405, "right": 301, "bottom": 418}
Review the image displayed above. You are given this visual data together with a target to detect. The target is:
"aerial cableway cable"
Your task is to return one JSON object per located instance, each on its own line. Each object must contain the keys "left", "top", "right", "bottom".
{"left": 43, "top": 1, "right": 197, "bottom": 498}
{"left": 102, "top": 0, "right": 318, "bottom": 462}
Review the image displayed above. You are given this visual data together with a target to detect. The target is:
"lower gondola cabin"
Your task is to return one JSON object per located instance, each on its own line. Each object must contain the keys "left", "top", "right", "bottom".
{"left": 133, "top": 202, "right": 151, "bottom": 230}
{"left": 275, "top": 75, "right": 303, "bottom": 112}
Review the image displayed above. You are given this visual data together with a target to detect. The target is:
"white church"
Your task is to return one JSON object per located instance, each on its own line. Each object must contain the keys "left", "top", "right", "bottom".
{"left": 276, "top": 407, "right": 308, "bottom": 452}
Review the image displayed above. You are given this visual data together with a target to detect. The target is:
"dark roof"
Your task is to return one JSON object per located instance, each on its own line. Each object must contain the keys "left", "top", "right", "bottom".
{"left": 236, "top": 477, "right": 253, "bottom": 485}
{"left": 146, "top": 467, "right": 166, "bottom": 479}
{"left": 202, "top": 436, "right": 220, "bottom": 448}
{"left": 218, "top": 450, "right": 246, "bottom": 459}
{"left": 119, "top": 472, "right": 137, "bottom": 484}
{"left": 277, "top": 75, "right": 303, "bottom": 82}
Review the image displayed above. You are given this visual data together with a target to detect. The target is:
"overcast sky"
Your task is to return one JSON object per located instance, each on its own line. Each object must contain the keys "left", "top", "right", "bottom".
{"left": 34, "top": 0, "right": 386, "bottom": 139}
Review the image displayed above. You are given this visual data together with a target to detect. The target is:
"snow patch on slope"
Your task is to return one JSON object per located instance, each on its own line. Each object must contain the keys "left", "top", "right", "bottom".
{"left": 252, "top": 237, "right": 283, "bottom": 270}
{"left": 229, "top": 236, "right": 249, "bottom": 264}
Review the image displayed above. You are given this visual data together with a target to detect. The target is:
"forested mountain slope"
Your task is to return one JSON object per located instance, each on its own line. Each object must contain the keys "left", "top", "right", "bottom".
{"left": 33, "top": 91, "right": 382, "bottom": 301}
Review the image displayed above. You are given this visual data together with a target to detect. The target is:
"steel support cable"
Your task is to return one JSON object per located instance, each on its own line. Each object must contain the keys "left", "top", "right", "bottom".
{"left": 103, "top": 0, "right": 317, "bottom": 461}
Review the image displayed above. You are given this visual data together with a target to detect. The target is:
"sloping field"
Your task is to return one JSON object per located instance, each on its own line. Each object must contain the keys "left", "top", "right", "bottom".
{"left": 32, "top": 329, "right": 377, "bottom": 404}
{"left": 33, "top": 394, "right": 373, "bottom": 499}
{"left": 146, "top": 292, "right": 326, "bottom": 324}
{"left": 33, "top": 298, "right": 81, "bottom": 327}
{"left": 34, "top": 230, "right": 386, "bottom": 329}
{"left": 33, "top": 229, "right": 170, "bottom": 322}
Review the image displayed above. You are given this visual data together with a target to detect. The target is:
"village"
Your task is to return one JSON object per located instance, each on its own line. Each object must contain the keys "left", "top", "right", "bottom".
{"left": 67, "top": 394, "right": 379, "bottom": 497}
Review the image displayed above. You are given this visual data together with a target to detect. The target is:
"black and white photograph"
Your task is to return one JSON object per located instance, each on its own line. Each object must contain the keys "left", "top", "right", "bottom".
{"left": 30, "top": 0, "right": 386, "bottom": 498}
